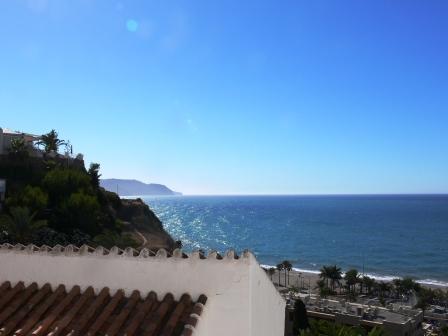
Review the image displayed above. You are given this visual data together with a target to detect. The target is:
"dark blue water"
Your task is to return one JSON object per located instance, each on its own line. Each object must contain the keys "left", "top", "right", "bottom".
{"left": 141, "top": 195, "right": 448, "bottom": 286}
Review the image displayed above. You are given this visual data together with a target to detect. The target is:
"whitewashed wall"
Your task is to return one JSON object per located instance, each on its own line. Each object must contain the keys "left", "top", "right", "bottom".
{"left": 0, "top": 245, "right": 285, "bottom": 336}
{"left": 249, "top": 260, "right": 286, "bottom": 336}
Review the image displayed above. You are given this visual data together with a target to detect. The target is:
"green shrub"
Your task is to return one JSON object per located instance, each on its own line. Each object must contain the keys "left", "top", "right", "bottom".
{"left": 300, "top": 320, "right": 385, "bottom": 336}
{"left": 93, "top": 230, "right": 139, "bottom": 249}
{"left": 0, "top": 207, "right": 47, "bottom": 244}
{"left": 43, "top": 168, "right": 93, "bottom": 206}
{"left": 6, "top": 185, "right": 48, "bottom": 213}
{"left": 57, "top": 192, "right": 101, "bottom": 235}
{"left": 31, "top": 227, "right": 91, "bottom": 247}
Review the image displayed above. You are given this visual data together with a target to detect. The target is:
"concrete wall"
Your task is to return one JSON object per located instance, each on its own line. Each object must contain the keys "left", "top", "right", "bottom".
{"left": 0, "top": 244, "right": 285, "bottom": 336}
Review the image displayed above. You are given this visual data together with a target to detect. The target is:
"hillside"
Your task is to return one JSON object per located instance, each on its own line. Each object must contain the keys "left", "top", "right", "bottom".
{"left": 101, "top": 179, "right": 182, "bottom": 196}
{"left": 0, "top": 129, "right": 176, "bottom": 251}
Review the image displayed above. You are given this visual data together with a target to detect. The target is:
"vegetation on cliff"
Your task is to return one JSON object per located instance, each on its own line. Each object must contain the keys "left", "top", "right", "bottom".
{"left": 0, "top": 129, "right": 174, "bottom": 250}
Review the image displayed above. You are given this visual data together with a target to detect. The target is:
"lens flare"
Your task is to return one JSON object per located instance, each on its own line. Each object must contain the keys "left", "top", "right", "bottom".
{"left": 126, "top": 19, "right": 138, "bottom": 32}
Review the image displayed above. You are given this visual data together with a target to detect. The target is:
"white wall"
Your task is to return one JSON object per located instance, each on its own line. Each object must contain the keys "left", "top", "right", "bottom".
{"left": 0, "top": 245, "right": 285, "bottom": 336}
{"left": 249, "top": 258, "right": 286, "bottom": 336}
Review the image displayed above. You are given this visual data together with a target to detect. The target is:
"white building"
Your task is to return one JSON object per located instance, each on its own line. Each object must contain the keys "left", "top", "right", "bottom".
{"left": 0, "top": 127, "right": 41, "bottom": 155}
{"left": 0, "top": 244, "right": 286, "bottom": 336}
{"left": 285, "top": 296, "right": 424, "bottom": 336}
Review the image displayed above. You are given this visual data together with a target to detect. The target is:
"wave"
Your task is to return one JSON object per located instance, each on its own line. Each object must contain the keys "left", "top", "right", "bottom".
{"left": 415, "top": 279, "right": 448, "bottom": 287}
{"left": 260, "top": 264, "right": 448, "bottom": 287}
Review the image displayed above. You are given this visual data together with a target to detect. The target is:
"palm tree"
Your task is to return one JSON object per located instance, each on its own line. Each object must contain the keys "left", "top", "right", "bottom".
{"left": 328, "top": 265, "right": 343, "bottom": 293}
{"left": 276, "top": 263, "right": 284, "bottom": 287}
{"left": 37, "top": 129, "right": 67, "bottom": 153}
{"left": 377, "top": 282, "right": 391, "bottom": 298}
{"left": 344, "top": 269, "right": 359, "bottom": 295}
{"left": 0, "top": 207, "right": 46, "bottom": 244}
{"left": 267, "top": 267, "right": 276, "bottom": 281}
{"left": 401, "top": 277, "right": 419, "bottom": 294}
{"left": 88, "top": 163, "right": 101, "bottom": 188}
{"left": 282, "top": 260, "right": 293, "bottom": 287}
{"left": 392, "top": 278, "right": 403, "bottom": 299}
{"left": 362, "top": 276, "right": 376, "bottom": 295}
{"left": 319, "top": 265, "right": 332, "bottom": 290}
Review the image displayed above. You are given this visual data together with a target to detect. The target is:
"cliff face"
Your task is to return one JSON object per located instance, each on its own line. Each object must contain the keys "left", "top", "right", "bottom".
{"left": 118, "top": 198, "right": 175, "bottom": 250}
{"left": 0, "top": 153, "right": 175, "bottom": 250}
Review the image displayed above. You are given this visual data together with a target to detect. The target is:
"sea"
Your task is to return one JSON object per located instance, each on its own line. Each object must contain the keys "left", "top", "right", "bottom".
{"left": 140, "top": 195, "right": 448, "bottom": 287}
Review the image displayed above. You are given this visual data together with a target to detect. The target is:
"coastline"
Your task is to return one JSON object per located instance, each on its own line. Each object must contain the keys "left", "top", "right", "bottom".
{"left": 145, "top": 195, "right": 448, "bottom": 289}
{"left": 262, "top": 265, "right": 448, "bottom": 291}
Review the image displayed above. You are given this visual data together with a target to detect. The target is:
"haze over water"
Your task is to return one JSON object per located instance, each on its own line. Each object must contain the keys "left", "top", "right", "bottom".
{"left": 143, "top": 195, "right": 448, "bottom": 286}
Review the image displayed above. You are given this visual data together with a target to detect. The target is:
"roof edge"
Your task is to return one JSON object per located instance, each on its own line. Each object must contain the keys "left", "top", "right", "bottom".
{"left": 0, "top": 243, "right": 255, "bottom": 262}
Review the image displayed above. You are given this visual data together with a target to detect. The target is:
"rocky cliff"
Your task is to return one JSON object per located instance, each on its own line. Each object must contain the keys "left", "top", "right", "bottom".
{"left": 117, "top": 198, "right": 175, "bottom": 250}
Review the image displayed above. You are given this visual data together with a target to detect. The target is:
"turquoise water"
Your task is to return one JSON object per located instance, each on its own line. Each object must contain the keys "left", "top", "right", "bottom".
{"left": 142, "top": 195, "right": 448, "bottom": 286}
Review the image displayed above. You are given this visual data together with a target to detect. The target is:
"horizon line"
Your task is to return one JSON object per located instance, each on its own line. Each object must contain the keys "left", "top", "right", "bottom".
{"left": 143, "top": 193, "right": 448, "bottom": 197}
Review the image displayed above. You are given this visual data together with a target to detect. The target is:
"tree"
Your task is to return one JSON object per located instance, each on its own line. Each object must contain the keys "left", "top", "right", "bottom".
{"left": 43, "top": 168, "right": 93, "bottom": 206}
{"left": 58, "top": 192, "right": 101, "bottom": 235}
{"left": 293, "top": 299, "right": 309, "bottom": 334}
{"left": 88, "top": 163, "right": 101, "bottom": 189}
{"left": 344, "top": 269, "right": 359, "bottom": 296}
{"left": 377, "top": 282, "right": 391, "bottom": 305}
{"left": 415, "top": 287, "right": 435, "bottom": 312}
{"left": 392, "top": 278, "right": 403, "bottom": 299}
{"left": 328, "top": 265, "right": 343, "bottom": 293}
{"left": 319, "top": 266, "right": 332, "bottom": 290}
{"left": 319, "top": 265, "right": 342, "bottom": 293}
{"left": 316, "top": 279, "right": 331, "bottom": 298}
{"left": 300, "top": 319, "right": 385, "bottom": 336}
{"left": 276, "top": 263, "right": 284, "bottom": 287}
{"left": 6, "top": 185, "right": 48, "bottom": 214}
{"left": 0, "top": 207, "right": 47, "bottom": 244}
{"left": 9, "top": 137, "right": 29, "bottom": 158}
{"left": 401, "top": 277, "right": 420, "bottom": 294}
{"left": 283, "top": 260, "right": 293, "bottom": 287}
{"left": 267, "top": 267, "right": 276, "bottom": 281}
{"left": 362, "top": 276, "right": 376, "bottom": 295}
{"left": 37, "top": 129, "right": 67, "bottom": 153}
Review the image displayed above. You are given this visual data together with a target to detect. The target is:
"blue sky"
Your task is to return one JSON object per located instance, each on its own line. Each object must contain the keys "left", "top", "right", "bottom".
{"left": 1, "top": 0, "right": 447, "bottom": 194}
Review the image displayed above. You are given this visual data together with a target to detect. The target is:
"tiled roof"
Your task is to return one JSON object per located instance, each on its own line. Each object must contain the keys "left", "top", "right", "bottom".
{"left": 0, "top": 243, "right": 243, "bottom": 260}
{"left": 0, "top": 281, "right": 207, "bottom": 336}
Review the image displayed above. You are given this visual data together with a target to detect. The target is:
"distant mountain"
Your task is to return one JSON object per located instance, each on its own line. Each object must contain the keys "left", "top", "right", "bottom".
{"left": 100, "top": 179, "right": 182, "bottom": 196}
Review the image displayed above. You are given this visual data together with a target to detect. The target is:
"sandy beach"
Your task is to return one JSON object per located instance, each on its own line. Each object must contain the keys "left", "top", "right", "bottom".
{"left": 269, "top": 269, "right": 320, "bottom": 293}
{"left": 268, "top": 268, "right": 448, "bottom": 293}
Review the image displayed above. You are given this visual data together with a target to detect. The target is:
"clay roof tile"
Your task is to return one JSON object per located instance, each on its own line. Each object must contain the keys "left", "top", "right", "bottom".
{"left": 0, "top": 282, "right": 206, "bottom": 336}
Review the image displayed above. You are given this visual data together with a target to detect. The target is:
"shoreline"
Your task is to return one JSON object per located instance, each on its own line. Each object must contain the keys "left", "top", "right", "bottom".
{"left": 262, "top": 265, "right": 448, "bottom": 291}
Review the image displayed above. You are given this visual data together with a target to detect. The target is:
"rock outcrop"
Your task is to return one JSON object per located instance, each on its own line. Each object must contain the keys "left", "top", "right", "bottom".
{"left": 118, "top": 198, "right": 175, "bottom": 250}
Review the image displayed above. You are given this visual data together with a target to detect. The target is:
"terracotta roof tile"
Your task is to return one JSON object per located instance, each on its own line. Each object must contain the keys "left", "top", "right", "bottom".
{"left": 0, "top": 282, "right": 206, "bottom": 336}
